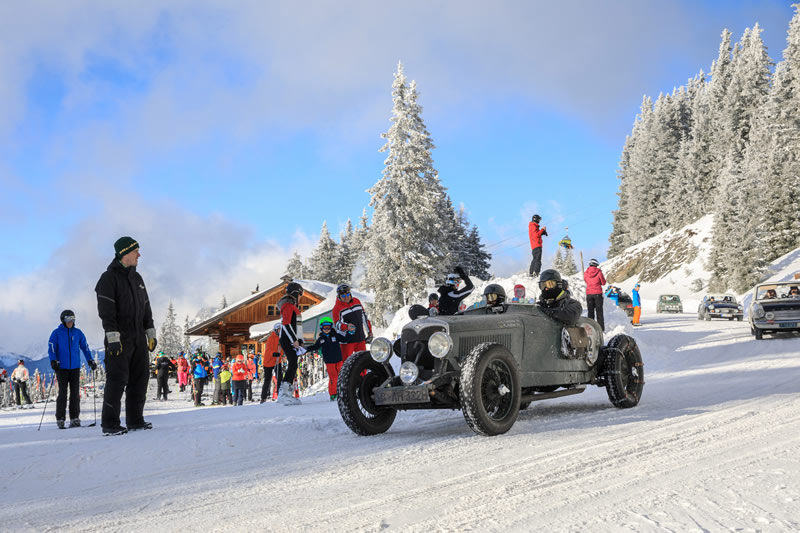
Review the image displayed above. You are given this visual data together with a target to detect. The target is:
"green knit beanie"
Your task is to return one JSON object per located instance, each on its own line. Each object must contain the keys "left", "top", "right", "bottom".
{"left": 114, "top": 236, "right": 139, "bottom": 259}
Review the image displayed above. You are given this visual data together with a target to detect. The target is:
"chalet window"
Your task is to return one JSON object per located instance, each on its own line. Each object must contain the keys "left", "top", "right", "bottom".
{"left": 268, "top": 305, "right": 276, "bottom": 316}
{"left": 302, "top": 305, "right": 310, "bottom": 311}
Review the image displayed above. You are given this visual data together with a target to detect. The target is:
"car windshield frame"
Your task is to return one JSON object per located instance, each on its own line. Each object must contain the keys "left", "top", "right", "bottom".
{"left": 755, "top": 283, "right": 800, "bottom": 301}
{"left": 660, "top": 295, "right": 680, "bottom": 303}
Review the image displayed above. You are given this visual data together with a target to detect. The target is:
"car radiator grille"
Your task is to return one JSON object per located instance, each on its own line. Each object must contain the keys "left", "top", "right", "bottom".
{"left": 457, "top": 334, "right": 513, "bottom": 358}
{"left": 770, "top": 310, "right": 800, "bottom": 320}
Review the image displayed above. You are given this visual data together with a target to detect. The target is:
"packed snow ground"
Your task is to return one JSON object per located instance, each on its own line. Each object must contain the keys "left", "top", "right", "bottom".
{"left": 2, "top": 310, "right": 799, "bottom": 532}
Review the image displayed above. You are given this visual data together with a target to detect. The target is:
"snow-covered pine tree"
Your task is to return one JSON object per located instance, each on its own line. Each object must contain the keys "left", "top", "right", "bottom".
{"left": 159, "top": 301, "right": 183, "bottom": 356}
{"left": 307, "top": 221, "right": 339, "bottom": 283}
{"left": 553, "top": 247, "right": 565, "bottom": 271}
{"left": 465, "top": 225, "right": 492, "bottom": 280}
{"left": 285, "top": 251, "right": 306, "bottom": 279}
{"left": 757, "top": 6, "right": 800, "bottom": 261}
{"left": 365, "top": 62, "right": 454, "bottom": 321}
{"left": 562, "top": 248, "right": 579, "bottom": 276}
{"left": 335, "top": 219, "right": 356, "bottom": 284}
{"left": 220, "top": 295, "right": 227, "bottom": 309}
{"left": 709, "top": 25, "right": 772, "bottom": 292}
{"left": 183, "top": 315, "right": 192, "bottom": 354}
{"left": 608, "top": 133, "right": 636, "bottom": 257}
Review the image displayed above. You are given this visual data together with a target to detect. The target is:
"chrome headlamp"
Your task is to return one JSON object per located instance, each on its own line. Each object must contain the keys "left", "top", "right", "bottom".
{"left": 754, "top": 304, "right": 765, "bottom": 319}
{"left": 709, "top": 305, "right": 715, "bottom": 311}
{"left": 427, "top": 331, "right": 453, "bottom": 359}
{"left": 399, "top": 361, "right": 419, "bottom": 385}
{"left": 369, "top": 337, "right": 393, "bottom": 363}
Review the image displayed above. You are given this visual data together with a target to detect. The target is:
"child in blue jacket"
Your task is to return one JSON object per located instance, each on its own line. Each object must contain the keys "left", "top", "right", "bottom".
{"left": 305, "top": 317, "right": 348, "bottom": 400}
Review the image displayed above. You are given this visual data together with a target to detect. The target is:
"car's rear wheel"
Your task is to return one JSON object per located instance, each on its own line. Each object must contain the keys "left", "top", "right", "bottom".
{"left": 460, "top": 344, "right": 520, "bottom": 436}
{"left": 337, "top": 351, "right": 397, "bottom": 436}
{"left": 737, "top": 317, "right": 743, "bottom": 321}
{"left": 602, "top": 334, "right": 644, "bottom": 408}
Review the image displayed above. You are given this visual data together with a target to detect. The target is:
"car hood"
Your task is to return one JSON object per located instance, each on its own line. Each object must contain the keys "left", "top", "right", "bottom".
{"left": 708, "top": 302, "right": 738, "bottom": 309}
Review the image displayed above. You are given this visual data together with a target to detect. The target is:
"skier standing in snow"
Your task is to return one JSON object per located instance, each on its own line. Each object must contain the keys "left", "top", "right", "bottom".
{"left": 154, "top": 351, "right": 174, "bottom": 401}
{"left": 537, "top": 269, "right": 582, "bottom": 325}
{"left": 631, "top": 283, "right": 642, "bottom": 326}
{"left": 219, "top": 364, "right": 232, "bottom": 405}
{"left": 260, "top": 323, "right": 282, "bottom": 403}
{"left": 246, "top": 352, "right": 256, "bottom": 402}
{"left": 583, "top": 259, "right": 607, "bottom": 331}
{"left": 332, "top": 284, "right": 373, "bottom": 362}
{"left": 11, "top": 360, "right": 33, "bottom": 408}
{"left": 437, "top": 266, "right": 474, "bottom": 315}
{"left": 192, "top": 356, "right": 208, "bottom": 406}
{"left": 305, "top": 317, "right": 346, "bottom": 401}
{"left": 48, "top": 310, "right": 97, "bottom": 428}
{"left": 528, "top": 215, "right": 548, "bottom": 278}
{"left": 277, "top": 282, "right": 304, "bottom": 405}
{"left": 211, "top": 352, "right": 223, "bottom": 405}
{"left": 94, "top": 236, "right": 157, "bottom": 436}
{"left": 176, "top": 353, "right": 189, "bottom": 392}
{"left": 231, "top": 354, "right": 248, "bottom": 406}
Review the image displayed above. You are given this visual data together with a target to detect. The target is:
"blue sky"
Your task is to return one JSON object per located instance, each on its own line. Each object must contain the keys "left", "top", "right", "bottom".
{"left": 0, "top": 1, "right": 795, "bottom": 351}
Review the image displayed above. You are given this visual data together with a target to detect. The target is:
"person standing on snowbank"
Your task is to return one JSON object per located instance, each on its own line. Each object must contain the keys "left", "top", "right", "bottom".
{"left": 95, "top": 236, "right": 157, "bottom": 436}
{"left": 11, "top": 360, "right": 33, "bottom": 408}
{"left": 277, "top": 282, "right": 304, "bottom": 405}
{"left": 528, "top": 215, "right": 548, "bottom": 278}
{"left": 632, "top": 283, "right": 642, "bottom": 326}
{"left": 48, "top": 310, "right": 97, "bottom": 428}
{"left": 583, "top": 259, "right": 607, "bottom": 331}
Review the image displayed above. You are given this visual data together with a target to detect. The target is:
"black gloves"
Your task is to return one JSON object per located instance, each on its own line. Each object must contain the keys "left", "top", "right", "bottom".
{"left": 145, "top": 328, "right": 158, "bottom": 352}
{"left": 50, "top": 360, "right": 60, "bottom": 371}
{"left": 88, "top": 360, "right": 97, "bottom": 371}
{"left": 455, "top": 265, "right": 467, "bottom": 277}
{"left": 106, "top": 332, "right": 122, "bottom": 357}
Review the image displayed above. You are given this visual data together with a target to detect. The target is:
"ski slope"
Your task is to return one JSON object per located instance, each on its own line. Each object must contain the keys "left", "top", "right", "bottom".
{"left": 1, "top": 313, "right": 799, "bottom": 532}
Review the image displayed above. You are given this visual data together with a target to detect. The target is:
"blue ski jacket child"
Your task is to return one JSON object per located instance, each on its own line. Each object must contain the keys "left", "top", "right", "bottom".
{"left": 48, "top": 324, "right": 94, "bottom": 370}
{"left": 305, "top": 331, "right": 347, "bottom": 364}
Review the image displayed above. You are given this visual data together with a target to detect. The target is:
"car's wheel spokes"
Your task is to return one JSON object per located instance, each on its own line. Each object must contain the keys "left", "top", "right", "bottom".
{"left": 481, "top": 361, "right": 513, "bottom": 420}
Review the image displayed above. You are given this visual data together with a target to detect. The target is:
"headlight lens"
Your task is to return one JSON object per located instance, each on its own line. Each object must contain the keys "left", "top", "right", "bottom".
{"left": 369, "top": 338, "right": 393, "bottom": 363}
{"left": 427, "top": 332, "right": 452, "bottom": 359}
{"left": 709, "top": 305, "right": 715, "bottom": 310}
{"left": 765, "top": 312, "right": 775, "bottom": 321}
{"left": 399, "top": 361, "right": 419, "bottom": 385}
{"left": 738, "top": 304, "right": 743, "bottom": 310}
{"left": 754, "top": 304, "right": 765, "bottom": 319}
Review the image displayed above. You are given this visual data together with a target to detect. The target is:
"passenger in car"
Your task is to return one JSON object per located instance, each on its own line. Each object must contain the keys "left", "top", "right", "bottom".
{"left": 764, "top": 289, "right": 778, "bottom": 299}
{"left": 537, "top": 269, "right": 582, "bottom": 325}
{"left": 789, "top": 286, "right": 800, "bottom": 297}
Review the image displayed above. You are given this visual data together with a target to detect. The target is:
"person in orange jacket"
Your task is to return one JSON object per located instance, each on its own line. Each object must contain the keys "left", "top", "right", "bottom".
{"left": 528, "top": 214, "right": 548, "bottom": 278}
{"left": 245, "top": 352, "right": 257, "bottom": 402}
{"left": 260, "top": 324, "right": 283, "bottom": 403}
{"left": 231, "top": 354, "right": 248, "bottom": 406}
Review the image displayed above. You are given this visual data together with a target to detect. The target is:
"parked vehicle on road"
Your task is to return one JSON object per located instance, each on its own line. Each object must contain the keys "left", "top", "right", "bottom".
{"left": 656, "top": 294, "right": 683, "bottom": 313}
{"left": 748, "top": 282, "right": 800, "bottom": 340}
{"left": 337, "top": 303, "right": 645, "bottom": 437}
{"left": 697, "top": 294, "right": 743, "bottom": 321}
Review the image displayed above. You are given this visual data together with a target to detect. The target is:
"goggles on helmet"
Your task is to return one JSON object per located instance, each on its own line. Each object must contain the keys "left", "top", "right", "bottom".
{"left": 338, "top": 292, "right": 351, "bottom": 299}
{"left": 539, "top": 279, "right": 558, "bottom": 290}
{"left": 486, "top": 293, "right": 500, "bottom": 305}
{"left": 62, "top": 315, "right": 76, "bottom": 323}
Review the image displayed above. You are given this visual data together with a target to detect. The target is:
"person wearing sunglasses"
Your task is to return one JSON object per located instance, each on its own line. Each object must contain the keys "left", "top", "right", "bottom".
{"left": 333, "top": 283, "right": 373, "bottom": 362}
{"left": 437, "top": 265, "right": 475, "bottom": 315}
{"left": 305, "top": 317, "right": 347, "bottom": 400}
{"left": 537, "top": 269, "right": 582, "bottom": 325}
{"left": 48, "top": 309, "right": 97, "bottom": 428}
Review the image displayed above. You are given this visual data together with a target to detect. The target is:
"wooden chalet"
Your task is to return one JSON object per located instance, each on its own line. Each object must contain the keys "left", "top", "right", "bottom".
{"left": 185, "top": 276, "right": 324, "bottom": 357}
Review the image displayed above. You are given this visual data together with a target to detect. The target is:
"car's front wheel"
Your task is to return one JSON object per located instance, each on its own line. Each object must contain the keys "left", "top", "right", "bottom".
{"left": 754, "top": 328, "right": 763, "bottom": 340}
{"left": 602, "top": 334, "right": 644, "bottom": 408}
{"left": 337, "top": 351, "right": 397, "bottom": 436}
{"left": 460, "top": 344, "right": 521, "bottom": 436}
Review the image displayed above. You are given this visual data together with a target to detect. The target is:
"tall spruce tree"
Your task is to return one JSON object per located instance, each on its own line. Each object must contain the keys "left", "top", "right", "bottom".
{"left": 365, "top": 62, "right": 454, "bottom": 321}
{"left": 335, "top": 219, "right": 356, "bottom": 284}
{"left": 183, "top": 315, "right": 192, "bottom": 354}
{"left": 159, "top": 301, "right": 183, "bottom": 356}
{"left": 308, "top": 221, "right": 339, "bottom": 283}
{"left": 285, "top": 251, "right": 306, "bottom": 279}
{"left": 562, "top": 248, "right": 579, "bottom": 276}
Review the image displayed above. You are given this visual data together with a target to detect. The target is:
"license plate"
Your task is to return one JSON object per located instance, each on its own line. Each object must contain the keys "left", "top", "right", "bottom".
{"left": 374, "top": 386, "right": 430, "bottom": 405}
{"left": 781, "top": 322, "right": 797, "bottom": 328}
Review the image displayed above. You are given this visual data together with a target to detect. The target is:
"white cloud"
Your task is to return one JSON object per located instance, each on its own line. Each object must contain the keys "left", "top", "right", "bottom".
{"left": 0, "top": 195, "right": 314, "bottom": 354}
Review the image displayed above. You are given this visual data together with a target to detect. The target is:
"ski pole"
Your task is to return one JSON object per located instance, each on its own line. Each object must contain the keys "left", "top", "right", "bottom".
{"left": 37, "top": 376, "right": 56, "bottom": 431}
{"left": 88, "top": 370, "right": 97, "bottom": 427}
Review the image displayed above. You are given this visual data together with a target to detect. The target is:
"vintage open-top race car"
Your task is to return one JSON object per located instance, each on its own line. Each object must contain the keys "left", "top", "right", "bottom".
{"left": 336, "top": 302, "right": 644, "bottom": 437}
{"left": 697, "top": 294, "right": 743, "bottom": 321}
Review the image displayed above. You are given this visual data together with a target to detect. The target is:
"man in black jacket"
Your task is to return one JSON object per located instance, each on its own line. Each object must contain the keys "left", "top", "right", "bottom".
{"left": 95, "top": 236, "right": 158, "bottom": 436}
